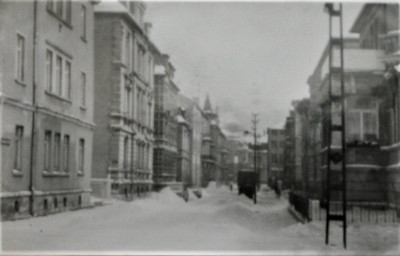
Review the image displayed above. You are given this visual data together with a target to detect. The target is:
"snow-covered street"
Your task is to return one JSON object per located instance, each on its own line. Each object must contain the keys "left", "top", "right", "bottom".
{"left": 1, "top": 184, "right": 399, "bottom": 254}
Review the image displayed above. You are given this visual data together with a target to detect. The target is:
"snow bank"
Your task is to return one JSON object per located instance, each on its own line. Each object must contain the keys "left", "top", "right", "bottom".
{"left": 147, "top": 187, "right": 184, "bottom": 204}
{"left": 206, "top": 181, "right": 217, "bottom": 190}
{"left": 201, "top": 188, "right": 210, "bottom": 198}
{"left": 213, "top": 201, "right": 255, "bottom": 223}
{"left": 187, "top": 189, "right": 198, "bottom": 201}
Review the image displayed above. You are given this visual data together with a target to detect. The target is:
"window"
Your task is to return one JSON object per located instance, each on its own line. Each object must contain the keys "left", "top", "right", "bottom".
{"left": 64, "top": 61, "right": 71, "bottom": 98}
{"left": 14, "top": 126, "right": 24, "bottom": 171}
{"left": 363, "top": 112, "right": 378, "bottom": 141}
{"left": 16, "top": 34, "right": 25, "bottom": 82}
{"left": 65, "top": 0, "right": 72, "bottom": 24}
{"left": 46, "top": 50, "right": 71, "bottom": 100}
{"left": 56, "top": 55, "right": 62, "bottom": 95}
{"left": 79, "top": 138, "right": 85, "bottom": 173}
{"left": 125, "top": 32, "right": 131, "bottom": 68}
{"left": 125, "top": 85, "right": 130, "bottom": 115}
{"left": 44, "top": 131, "right": 51, "bottom": 171}
{"left": 346, "top": 111, "right": 378, "bottom": 143}
{"left": 63, "top": 135, "right": 70, "bottom": 172}
{"left": 56, "top": 0, "right": 63, "bottom": 17}
{"left": 81, "top": 72, "right": 86, "bottom": 107}
{"left": 54, "top": 133, "right": 61, "bottom": 171}
{"left": 47, "top": 0, "right": 71, "bottom": 25}
{"left": 123, "top": 136, "right": 129, "bottom": 169}
{"left": 46, "top": 50, "right": 53, "bottom": 91}
{"left": 271, "top": 153, "right": 278, "bottom": 164}
{"left": 346, "top": 98, "right": 379, "bottom": 143}
{"left": 81, "top": 5, "right": 86, "bottom": 41}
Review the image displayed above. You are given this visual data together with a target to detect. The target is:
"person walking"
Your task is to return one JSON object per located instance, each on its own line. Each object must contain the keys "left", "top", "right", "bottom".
{"left": 276, "top": 179, "right": 282, "bottom": 198}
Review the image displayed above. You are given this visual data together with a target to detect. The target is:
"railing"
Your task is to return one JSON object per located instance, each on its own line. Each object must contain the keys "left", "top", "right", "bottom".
{"left": 289, "top": 191, "right": 309, "bottom": 221}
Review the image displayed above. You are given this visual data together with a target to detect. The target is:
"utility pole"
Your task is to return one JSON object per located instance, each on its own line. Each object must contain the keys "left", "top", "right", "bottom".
{"left": 251, "top": 113, "right": 259, "bottom": 184}
{"left": 324, "top": 2, "right": 347, "bottom": 249}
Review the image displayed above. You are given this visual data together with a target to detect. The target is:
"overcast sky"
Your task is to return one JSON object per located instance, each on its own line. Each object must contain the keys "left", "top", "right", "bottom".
{"left": 146, "top": 1, "right": 363, "bottom": 140}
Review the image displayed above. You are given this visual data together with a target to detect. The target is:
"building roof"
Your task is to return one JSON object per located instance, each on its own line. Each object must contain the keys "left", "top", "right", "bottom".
{"left": 204, "top": 94, "right": 212, "bottom": 113}
{"left": 350, "top": 4, "right": 374, "bottom": 33}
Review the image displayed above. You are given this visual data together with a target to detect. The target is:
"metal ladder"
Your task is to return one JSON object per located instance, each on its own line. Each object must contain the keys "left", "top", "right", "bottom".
{"left": 324, "top": 3, "right": 347, "bottom": 248}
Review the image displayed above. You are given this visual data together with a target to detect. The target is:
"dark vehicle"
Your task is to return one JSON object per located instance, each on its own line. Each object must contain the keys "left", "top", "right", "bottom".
{"left": 237, "top": 170, "right": 258, "bottom": 204}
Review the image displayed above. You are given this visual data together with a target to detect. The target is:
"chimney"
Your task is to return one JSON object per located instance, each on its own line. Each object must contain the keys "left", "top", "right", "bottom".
{"left": 144, "top": 22, "right": 152, "bottom": 38}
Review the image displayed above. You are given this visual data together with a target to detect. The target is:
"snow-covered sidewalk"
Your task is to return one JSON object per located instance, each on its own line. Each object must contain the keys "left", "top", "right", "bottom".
{"left": 1, "top": 183, "right": 399, "bottom": 254}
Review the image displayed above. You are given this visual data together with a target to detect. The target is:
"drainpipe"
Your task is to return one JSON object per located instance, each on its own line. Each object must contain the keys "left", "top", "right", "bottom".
{"left": 29, "top": 0, "right": 38, "bottom": 216}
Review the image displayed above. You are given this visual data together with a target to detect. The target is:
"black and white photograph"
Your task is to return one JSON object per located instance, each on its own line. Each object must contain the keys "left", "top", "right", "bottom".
{"left": 0, "top": 0, "right": 399, "bottom": 254}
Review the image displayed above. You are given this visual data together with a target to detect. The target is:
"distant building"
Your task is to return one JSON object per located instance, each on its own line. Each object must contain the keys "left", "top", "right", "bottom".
{"left": 176, "top": 107, "right": 191, "bottom": 186}
{"left": 91, "top": 1, "right": 154, "bottom": 200}
{"left": 283, "top": 111, "right": 295, "bottom": 190}
{"left": 201, "top": 95, "right": 227, "bottom": 186}
{"left": 1, "top": 0, "right": 95, "bottom": 220}
{"left": 178, "top": 95, "right": 205, "bottom": 188}
{"left": 267, "top": 128, "right": 285, "bottom": 184}
{"left": 248, "top": 143, "right": 268, "bottom": 184}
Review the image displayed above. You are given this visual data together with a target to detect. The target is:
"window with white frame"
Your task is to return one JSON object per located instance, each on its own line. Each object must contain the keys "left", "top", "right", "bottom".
{"left": 14, "top": 126, "right": 24, "bottom": 171}
{"left": 46, "top": 49, "right": 71, "bottom": 100}
{"left": 16, "top": 33, "right": 25, "bottom": 82}
{"left": 44, "top": 130, "right": 52, "bottom": 171}
{"left": 346, "top": 98, "right": 379, "bottom": 143}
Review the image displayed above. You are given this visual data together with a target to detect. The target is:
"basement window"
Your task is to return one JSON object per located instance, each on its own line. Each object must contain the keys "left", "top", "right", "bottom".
{"left": 14, "top": 200, "right": 19, "bottom": 213}
{"left": 44, "top": 199, "right": 48, "bottom": 210}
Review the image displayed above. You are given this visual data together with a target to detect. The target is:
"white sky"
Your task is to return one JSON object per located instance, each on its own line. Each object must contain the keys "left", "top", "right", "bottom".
{"left": 145, "top": 1, "right": 363, "bottom": 138}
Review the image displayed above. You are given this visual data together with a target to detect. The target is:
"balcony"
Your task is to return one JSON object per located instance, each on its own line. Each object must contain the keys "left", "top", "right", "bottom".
{"left": 380, "top": 31, "right": 400, "bottom": 63}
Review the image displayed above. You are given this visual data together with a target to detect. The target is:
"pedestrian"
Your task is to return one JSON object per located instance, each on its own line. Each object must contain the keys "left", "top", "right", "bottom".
{"left": 276, "top": 179, "right": 282, "bottom": 198}
{"left": 229, "top": 182, "right": 233, "bottom": 191}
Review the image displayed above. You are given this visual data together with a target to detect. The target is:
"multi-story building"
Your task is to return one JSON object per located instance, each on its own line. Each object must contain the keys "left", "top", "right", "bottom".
{"left": 1, "top": 0, "right": 95, "bottom": 220}
{"left": 178, "top": 95, "right": 205, "bottom": 188}
{"left": 201, "top": 95, "right": 227, "bottom": 186}
{"left": 176, "top": 107, "right": 191, "bottom": 186}
{"left": 267, "top": 128, "right": 285, "bottom": 185}
{"left": 308, "top": 37, "right": 385, "bottom": 202}
{"left": 152, "top": 50, "right": 179, "bottom": 189}
{"left": 91, "top": 0, "right": 154, "bottom": 200}
{"left": 201, "top": 96, "right": 214, "bottom": 186}
{"left": 350, "top": 3, "right": 399, "bottom": 212}
{"left": 283, "top": 111, "right": 295, "bottom": 189}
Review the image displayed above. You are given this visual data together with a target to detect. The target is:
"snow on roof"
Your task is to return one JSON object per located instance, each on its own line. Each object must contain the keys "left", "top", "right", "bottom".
{"left": 95, "top": 1, "right": 127, "bottom": 13}
{"left": 176, "top": 115, "right": 187, "bottom": 124}
{"left": 155, "top": 65, "right": 166, "bottom": 75}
